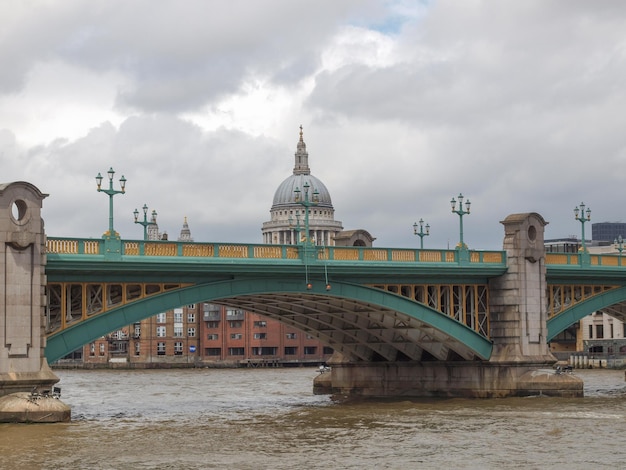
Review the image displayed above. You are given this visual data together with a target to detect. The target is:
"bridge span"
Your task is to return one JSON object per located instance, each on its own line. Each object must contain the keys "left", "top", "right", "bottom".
{"left": 5, "top": 181, "right": 626, "bottom": 420}
{"left": 44, "top": 237, "right": 507, "bottom": 365}
{"left": 42, "top": 237, "right": 626, "bottom": 364}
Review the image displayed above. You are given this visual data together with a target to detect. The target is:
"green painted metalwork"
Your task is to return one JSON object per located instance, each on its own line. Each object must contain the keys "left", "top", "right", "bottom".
{"left": 545, "top": 252, "right": 626, "bottom": 270}
{"left": 43, "top": 236, "right": 626, "bottom": 360}
{"left": 544, "top": 253, "right": 626, "bottom": 338}
{"left": 413, "top": 218, "right": 430, "bottom": 249}
{"left": 45, "top": 279, "right": 493, "bottom": 363}
{"left": 450, "top": 193, "right": 471, "bottom": 263}
{"left": 45, "top": 238, "right": 508, "bottom": 288}
{"left": 547, "top": 286, "right": 626, "bottom": 341}
{"left": 46, "top": 237, "right": 506, "bottom": 264}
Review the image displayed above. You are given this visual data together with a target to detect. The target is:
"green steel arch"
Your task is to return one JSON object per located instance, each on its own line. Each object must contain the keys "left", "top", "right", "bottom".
{"left": 547, "top": 286, "right": 626, "bottom": 342}
{"left": 46, "top": 278, "right": 493, "bottom": 363}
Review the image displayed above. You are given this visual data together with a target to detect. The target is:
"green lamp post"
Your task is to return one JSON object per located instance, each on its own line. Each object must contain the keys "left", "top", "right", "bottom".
{"left": 413, "top": 218, "right": 430, "bottom": 249}
{"left": 294, "top": 181, "right": 319, "bottom": 289}
{"left": 294, "top": 181, "right": 319, "bottom": 246}
{"left": 451, "top": 193, "right": 471, "bottom": 249}
{"left": 615, "top": 235, "right": 624, "bottom": 255}
{"left": 96, "top": 167, "right": 126, "bottom": 238}
{"left": 134, "top": 204, "right": 158, "bottom": 241}
{"left": 574, "top": 202, "right": 591, "bottom": 253}
{"left": 288, "top": 211, "right": 302, "bottom": 244}
{"left": 615, "top": 235, "right": 624, "bottom": 266}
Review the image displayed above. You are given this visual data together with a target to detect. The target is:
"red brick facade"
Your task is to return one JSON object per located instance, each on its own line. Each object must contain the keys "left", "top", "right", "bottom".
{"left": 80, "top": 303, "right": 332, "bottom": 367}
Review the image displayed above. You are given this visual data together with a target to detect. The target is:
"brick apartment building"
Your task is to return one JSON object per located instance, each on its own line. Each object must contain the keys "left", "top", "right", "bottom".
{"left": 80, "top": 303, "right": 332, "bottom": 368}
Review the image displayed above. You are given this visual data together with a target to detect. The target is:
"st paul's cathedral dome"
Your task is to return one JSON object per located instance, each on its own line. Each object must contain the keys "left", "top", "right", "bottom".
{"left": 262, "top": 127, "right": 343, "bottom": 246}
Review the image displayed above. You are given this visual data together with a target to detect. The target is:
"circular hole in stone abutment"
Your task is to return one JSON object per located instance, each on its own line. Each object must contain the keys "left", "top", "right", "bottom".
{"left": 11, "top": 199, "right": 28, "bottom": 222}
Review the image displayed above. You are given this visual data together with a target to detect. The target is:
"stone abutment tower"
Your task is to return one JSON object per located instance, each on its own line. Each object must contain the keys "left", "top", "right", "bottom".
{"left": 0, "top": 182, "right": 70, "bottom": 421}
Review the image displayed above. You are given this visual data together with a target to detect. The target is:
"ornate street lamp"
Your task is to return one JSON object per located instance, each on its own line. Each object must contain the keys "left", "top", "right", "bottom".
{"left": 293, "top": 181, "right": 319, "bottom": 246}
{"left": 450, "top": 193, "right": 471, "bottom": 249}
{"left": 294, "top": 181, "right": 319, "bottom": 289}
{"left": 614, "top": 235, "right": 624, "bottom": 261}
{"left": 96, "top": 167, "right": 126, "bottom": 238}
{"left": 288, "top": 211, "right": 301, "bottom": 244}
{"left": 134, "top": 204, "right": 158, "bottom": 240}
{"left": 413, "top": 218, "right": 430, "bottom": 249}
{"left": 574, "top": 202, "right": 591, "bottom": 253}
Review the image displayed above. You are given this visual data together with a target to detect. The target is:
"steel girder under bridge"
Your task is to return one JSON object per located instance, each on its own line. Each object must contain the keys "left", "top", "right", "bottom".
{"left": 546, "top": 252, "right": 626, "bottom": 341}
{"left": 44, "top": 238, "right": 626, "bottom": 363}
{"left": 44, "top": 237, "right": 507, "bottom": 363}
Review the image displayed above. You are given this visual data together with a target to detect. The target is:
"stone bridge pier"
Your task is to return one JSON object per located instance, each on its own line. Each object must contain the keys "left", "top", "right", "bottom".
{"left": 320, "top": 212, "right": 583, "bottom": 398}
{"left": 0, "top": 182, "right": 69, "bottom": 421}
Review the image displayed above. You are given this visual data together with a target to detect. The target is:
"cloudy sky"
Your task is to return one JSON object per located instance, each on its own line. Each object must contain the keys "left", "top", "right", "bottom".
{"left": 1, "top": 1, "right": 625, "bottom": 250}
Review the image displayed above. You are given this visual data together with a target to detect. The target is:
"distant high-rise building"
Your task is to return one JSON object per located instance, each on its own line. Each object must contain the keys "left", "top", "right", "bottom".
{"left": 592, "top": 222, "right": 626, "bottom": 243}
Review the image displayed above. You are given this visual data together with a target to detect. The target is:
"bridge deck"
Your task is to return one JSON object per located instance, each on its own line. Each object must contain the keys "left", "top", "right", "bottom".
{"left": 46, "top": 237, "right": 506, "bottom": 263}
{"left": 42, "top": 238, "right": 626, "bottom": 360}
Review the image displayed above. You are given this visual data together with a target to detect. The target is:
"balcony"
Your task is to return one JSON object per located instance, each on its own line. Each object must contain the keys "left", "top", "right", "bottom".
{"left": 225, "top": 309, "right": 244, "bottom": 321}
{"left": 203, "top": 311, "right": 221, "bottom": 321}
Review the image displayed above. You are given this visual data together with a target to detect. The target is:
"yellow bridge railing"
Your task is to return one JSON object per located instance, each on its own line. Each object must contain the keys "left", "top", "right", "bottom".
{"left": 46, "top": 237, "right": 506, "bottom": 265}
{"left": 545, "top": 253, "right": 626, "bottom": 267}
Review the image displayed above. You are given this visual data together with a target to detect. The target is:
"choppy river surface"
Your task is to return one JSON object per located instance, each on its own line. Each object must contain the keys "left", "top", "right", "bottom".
{"left": 1, "top": 367, "right": 626, "bottom": 469}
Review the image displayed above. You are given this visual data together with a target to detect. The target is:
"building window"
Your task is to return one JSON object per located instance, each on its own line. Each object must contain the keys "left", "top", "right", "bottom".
{"left": 254, "top": 321, "right": 267, "bottom": 327}
{"left": 99, "top": 343, "right": 105, "bottom": 356}
{"left": 207, "top": 334, "right": 219, "bottom": 340}
{"left": 157, "top": 342, "right": 166, "bottom": 355}
{"left": 174, "top": 342, "right": 183, "bottom": 355}
{"left": 254, "top": 333, "right": 267, "bottom": 340}
{"left": 229, "top": 320, "right": 243, "bottom": 328}
{"left": 597, "top": 324, "right": 604, "bottom": 339}
{"left": 188, "top": 327, "right": 196, "bottom": 337}
{"left": 323, "top": 346, "right": 334, "bottom": 355}
{"left": 156, "top": 312, "right": 166, "bottom": 323}
{"left": 230, "top": 333, "right": 243, "bottom": 340}
{"left": 174, "top": 309, "right": 183, "bottom": 323}
{"left": 174, "top": 326, "right": 183, "bottom": 337}
{"left": 188, "top": 304, "right": 196, "bottom": 309}
{"left": 134, "top": 323, "right": 141, "bottom": 338}
{"left": 111, "top": 330, "right": 126, "bottom": 340}
{"left": 156, "top": 326, "right": 166, "bottom": 337}
{"left": 135, "top": 342, "right": 140, "bottom": 355}
{"left": 187, "top": 313, "right": 196, "bottom": 323}
{"left": 206, "top": 321, "right": 220, "bottom": 329}
{"left": 228, "top": 347, "right": 245, "bottom": 356}
{"left": 589, "top": 325, "right": 593, "bottom": 339}
{"left": 89, "top": 342, "right": 95, "bottom": 356}
{"left": 285, "top": 347, "right": 297, "bottom": 355}
{"left": 286, "top": 333, "right": 297, "bottom": 339}
{"left": 205, "top": 348, "right": 221, "bottom": 356}
{"left": 253, "top": 347, "right": 277, "bottom": 356}
{"left": 304, "top": 346, "right": 317, "bottom": 355}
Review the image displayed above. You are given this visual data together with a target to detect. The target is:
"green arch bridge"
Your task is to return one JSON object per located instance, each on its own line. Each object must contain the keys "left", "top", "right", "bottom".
{"left": 44, "top": 236, "right": 626, "bottom": 365}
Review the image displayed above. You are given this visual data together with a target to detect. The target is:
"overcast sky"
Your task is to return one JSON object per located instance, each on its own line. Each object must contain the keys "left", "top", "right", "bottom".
{"left": 1, "top": 1, "right": 625, "bottom": 250}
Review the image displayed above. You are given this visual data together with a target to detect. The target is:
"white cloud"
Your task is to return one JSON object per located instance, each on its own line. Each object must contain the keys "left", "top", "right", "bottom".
{"left": 0, "top": 1, "right": 625, "bottom": 251}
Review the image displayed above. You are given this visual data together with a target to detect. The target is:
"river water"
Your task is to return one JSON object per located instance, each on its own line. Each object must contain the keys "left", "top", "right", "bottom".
{"left": 1, "top": 367, "right": 626, "bottom": 469}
